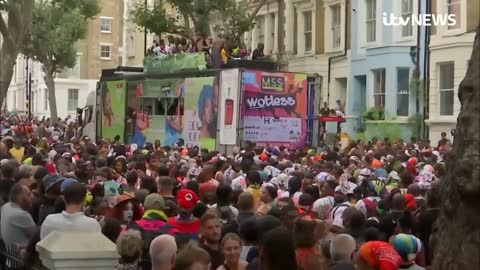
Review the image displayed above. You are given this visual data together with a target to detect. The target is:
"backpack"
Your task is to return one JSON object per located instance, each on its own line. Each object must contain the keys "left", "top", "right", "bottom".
{"left": 127, "top": 221, "right": 174, "bottom": 269}
{"left": 362, "top": 197, "right": 378, "bottom": 218}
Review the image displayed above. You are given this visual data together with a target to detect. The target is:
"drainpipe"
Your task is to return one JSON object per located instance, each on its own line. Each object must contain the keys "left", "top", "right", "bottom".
{"left": 327, "top": 0, "right": 349, "bottom": 106}
{"left": 423, "top": 0, "right": 431, "bottom": 139}
{"left": 143, "top": 0, "right": 148, "bottom": 55}
{"left": 415, "top": 0, "right": 421, "bottom": 138}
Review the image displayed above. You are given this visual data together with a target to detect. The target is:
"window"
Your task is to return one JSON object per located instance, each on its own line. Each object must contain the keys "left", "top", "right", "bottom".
{"left": 447, "top": 0, "right": 460, "bottom": 30}
{"left": 303, "top": 11, "right": 312, "bottom": 52}
{"left": 256, "top": 16, "right": 265, "bottom": 44}
{"left": 68, "top": 89, "right": 79, "bottom": 111}
{"left": 366, "top": 0, "right": 376, "bottom": 43}
{"left": 373, "top": 69, "right": 386, "bottom": 108}
{"left": 141, "top": 98, "right": 184, "bottom": 116}
{"left": 270, "top": 13, "right": 276, "bottom": 50}
{"left": 100, "top": 17, "right": 113, "bottom": 33}
{"left": 401, "top": 0, "right": 413, "bottom": 37}
{"left": 69, "top": 54, "right": 81, "bottom": 78}
{"left": 44, "top": 88, "right": 48, "bottom": 111}
{"left": 100, "top": 44, "right": 112, "bottom": 59}
{"left": 397, "top": 69, "right": 410, "bottom": 116}
{"left": 439, "top": 62, "right": 454, "bottom": 115}
{"left": 331, "top": 5, "right": 341, "bottom": 48}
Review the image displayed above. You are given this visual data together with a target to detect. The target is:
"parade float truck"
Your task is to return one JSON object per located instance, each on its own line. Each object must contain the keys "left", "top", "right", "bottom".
{"left": 78, "top": 53, "right": 319, "bottom": 151}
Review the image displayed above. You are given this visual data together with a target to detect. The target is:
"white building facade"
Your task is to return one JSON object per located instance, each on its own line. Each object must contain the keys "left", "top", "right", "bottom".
{"left": 425, "top": 0, "right": 477, "bottom": 144}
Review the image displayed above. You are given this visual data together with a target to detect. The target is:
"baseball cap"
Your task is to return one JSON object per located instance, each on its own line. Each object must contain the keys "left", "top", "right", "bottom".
{"left": 144, "top": 193, "right": 165, "bottom": 210}
{"left": 60, "top": 178, "right": 78, "bottom": 193}
{"left": 42, "top": 174, "right": 66, "bottom": 192}
{"left": 177, "top": 189, "right": 199, "bottom": 209}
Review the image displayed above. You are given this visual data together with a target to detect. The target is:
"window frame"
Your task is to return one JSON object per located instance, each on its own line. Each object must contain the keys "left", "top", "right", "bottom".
{"left": 100, "top": 17, "right": 113, "bottom": 33}
{"left": 401, "top": 0, "right": 413, "bottom": 37}
{"left": 373, "top": 69, "right": 386, "bottom": 108}
{"left": 396, "top": 68, "right": 410, "bottom": 117}
{"left": 438, "top": 62, "right": 455, "bottom": 116}
{"left": 303, "top": 10, "right": 313, "bottom": 53}
{"left": 365, "top": 0, "right": 377, "bottom": 43}
{"left": 446, "top": 0, "right": 461, "bottom": 30}
{"left": 67, "top": 88, "right": 79, "bottom": 112}
{"left": 69, "top": 54, "right": 82, "bottom": 78}
{"left": 100, "top": 43, "right": 112, "bottom": 60}
{"left": 331, "top": 4, "right": 342, "bottom": 49}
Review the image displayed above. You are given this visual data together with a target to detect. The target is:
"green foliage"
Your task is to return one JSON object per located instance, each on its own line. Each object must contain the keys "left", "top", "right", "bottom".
{"left": 361, "top": 107, "right": 386, "bottom": 121}
{"left": 131, "top": 1, "right": 178, "bottom": 36}
{"left": 408, "top": 113, "right": 424, "bottom": 138}
{"left": 22, "top": 0, "right": 100, "bottom": 73}
{"left": 409, "top": 78, "right": 425, "bottom": 98}
{"left": 130, "top": 0, "right": 265, "bottom": 40}
{"left": 213, "top": 2, "right": 257, "bottom": 43}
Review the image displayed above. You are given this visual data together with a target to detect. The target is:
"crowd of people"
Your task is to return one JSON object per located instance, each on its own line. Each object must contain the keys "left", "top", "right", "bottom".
{"left": 147, "top": 35, "right": 264, "bottom": 68}
{"left": 0, "top": 115, "right": 453, "bottom": 270}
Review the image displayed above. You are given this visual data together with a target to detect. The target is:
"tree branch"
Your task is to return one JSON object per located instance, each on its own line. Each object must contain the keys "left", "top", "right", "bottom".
{"left": 247, "top": 0, "right": 266, "bottom": 24}
{"left": 0, "top": 14, "right": 12, "bottom": 45}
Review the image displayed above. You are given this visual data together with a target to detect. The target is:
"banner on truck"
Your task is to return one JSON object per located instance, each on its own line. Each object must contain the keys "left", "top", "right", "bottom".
{"left": 182, "top": 77, "right": 218, "bottom": 150}
{"left": 101, "top": 80, "right": 126, "bottom": 142}
{"left": 219, "top": 69, "right": 240, "bottom": 145}
{"left": 134, "top": 79, "right": 185, "bottom": 147}
{"left": 241, "top": 70, "right": 308, "bottom": 148}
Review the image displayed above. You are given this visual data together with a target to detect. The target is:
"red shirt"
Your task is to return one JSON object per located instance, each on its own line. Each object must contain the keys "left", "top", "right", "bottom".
{"left": 168, "top": 217, "right": 201, "bottom": 235}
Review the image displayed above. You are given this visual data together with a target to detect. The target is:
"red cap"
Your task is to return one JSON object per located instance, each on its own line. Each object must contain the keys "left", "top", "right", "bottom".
{"left": 177, "top": 189, "right": 199, "bottom": 209}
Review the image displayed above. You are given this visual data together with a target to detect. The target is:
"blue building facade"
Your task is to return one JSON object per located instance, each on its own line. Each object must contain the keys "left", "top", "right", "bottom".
{"left": 346, "top": 0, "right": 424, "bottom": 140}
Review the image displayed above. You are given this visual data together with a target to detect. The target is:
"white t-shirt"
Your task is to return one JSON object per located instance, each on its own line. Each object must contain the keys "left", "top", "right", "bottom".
{"left": 312, "top": 196, "right": 335, "bottom": 219}
{"left": 231, "top": 174, "right": 246, "bottom": 190}
{"left": 41, "top": 211, "right": 101, "bottom": 239}
{"left": 355, "top": 196, "right": 381, "bottom": 217}
{"left": 328, "top": 202, "right": 351, "bottom": 228}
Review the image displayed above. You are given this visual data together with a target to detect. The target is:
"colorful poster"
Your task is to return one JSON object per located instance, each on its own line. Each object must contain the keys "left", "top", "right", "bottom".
{"left": 183, "top": 77, "right": 218, "bottom": 150}
{"left": 101, "top": 80, "right": 126, "bottom": 142}
{"left": 241, "top": 70, "right": 308, "bottom": 148}
{"left": 134, "top": 79, "right": 184, "bottom": 147}
{"left": 219, "top": 69, "right": 240, "bottom": 145}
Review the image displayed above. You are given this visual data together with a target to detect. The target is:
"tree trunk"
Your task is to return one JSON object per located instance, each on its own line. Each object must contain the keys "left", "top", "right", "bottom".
{"left": 182, "top": 13, "right": 193, "bottom": 38}
{"left": 431, "top": 25, "right": 480, "bottom": 269}
{"left": 0, "top": 46, "right": 17, "bottom": 111}
{"left": 44, "top": 68, "right": 58, "bottom": 123}
{"left": 0, "top": 0, "right": 35, "bottom": 108}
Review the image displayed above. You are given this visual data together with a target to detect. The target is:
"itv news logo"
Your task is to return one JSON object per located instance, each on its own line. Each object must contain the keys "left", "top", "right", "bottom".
{"left": 382, "top": 13, "right": 457, "bottom": 27}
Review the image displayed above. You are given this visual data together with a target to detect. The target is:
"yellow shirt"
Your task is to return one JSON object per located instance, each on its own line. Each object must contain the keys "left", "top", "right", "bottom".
{"left": 10, "top": 147, "right": 25, "bottom": 163}
{"left": 221, "top": 48, "right": 228, "bottom": 63}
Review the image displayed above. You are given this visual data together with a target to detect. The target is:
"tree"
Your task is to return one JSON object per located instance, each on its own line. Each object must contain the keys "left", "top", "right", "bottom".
{"left": 211, "top": 0, "right": 266, "bottom": 43}
{"left": 132, "top": 0, "right": 265, "bottom": 42}
{"left": 431, "top": 25, "right": 479, "bottom": 269}
{"left": 170, "top": 0, "right": 266, "bottom": 40}
{"left": 131, "top": 0, "right": 180, "bottom": 41}
{"left": 22, "top": 0, "right": 99, "bottom": 122}
{"left": 0, "top": 0, "right": 35, "bottom": 110}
